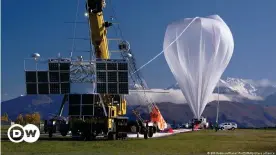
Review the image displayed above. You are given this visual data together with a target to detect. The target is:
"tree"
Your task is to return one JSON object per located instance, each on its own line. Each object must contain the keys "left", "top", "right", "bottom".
{"left": 1, "top": 113, "right": 9, "bottom": 122}
{"left": 15, "top": 114, "right": 25, "bottom": 125}
{"left": 4, "top": 113, "right": 8, "bottom": 119}
{"left": 22, "top": 112, "right": 41, "bottom": 125}
{"left": 32, "top": 112, "right": 41, "bottom": 125}
{"left": 24, "top": 114, "right": 33, "bottom": 124}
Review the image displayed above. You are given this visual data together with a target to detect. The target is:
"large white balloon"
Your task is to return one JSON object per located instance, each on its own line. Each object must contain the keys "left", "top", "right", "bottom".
{"left": 163, "top": 15, "right": 234, "bottom": 119}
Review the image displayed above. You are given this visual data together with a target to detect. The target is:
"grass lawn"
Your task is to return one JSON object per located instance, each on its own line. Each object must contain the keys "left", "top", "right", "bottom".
{"left": 1, "top": 125, "right": 10, "bottom": 132}
{"left": 1, "top": 129, "right": 276, "bottom": 155}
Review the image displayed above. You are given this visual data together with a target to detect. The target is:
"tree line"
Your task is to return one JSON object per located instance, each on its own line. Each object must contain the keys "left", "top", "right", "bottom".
{"left": 1, "top": 112, "right": 41, "bottom": 126}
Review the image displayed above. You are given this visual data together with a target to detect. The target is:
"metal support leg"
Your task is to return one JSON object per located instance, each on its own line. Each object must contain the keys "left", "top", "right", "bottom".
{"left": 58, "top": 95, "right": 68, "bottom": 116}
{"left": 98, "top": 95, "right": 107, "bottom": 117}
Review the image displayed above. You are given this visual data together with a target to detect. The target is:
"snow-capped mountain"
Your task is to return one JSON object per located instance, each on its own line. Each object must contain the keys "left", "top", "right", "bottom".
{"left": 129, "top": 78, "right": 149, "bottom": 90}
{"left": 166, "top": 79, "right": 239, "bottom": 95}
{"left": 126, "top": 77, "right": 276, "bottom": 105}
{"left": 225, "top": 78, "right": 276, "bottom": 98}
{"left": 165, "top": 77, "right": 276, "bottom": 99}
{"left": 225, "top": 78, "right": 258, "bottom": 96}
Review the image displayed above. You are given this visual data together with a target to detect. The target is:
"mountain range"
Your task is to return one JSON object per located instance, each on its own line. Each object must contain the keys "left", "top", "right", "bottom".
{"left": 1, "top": 77, "right": 276, "bottom": 128}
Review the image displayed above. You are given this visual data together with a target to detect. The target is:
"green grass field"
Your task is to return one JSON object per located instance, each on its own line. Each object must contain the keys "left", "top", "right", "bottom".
{"left": 1, "top": 125, "right": 10, "bottom": 131}
{"left": 1, "top": 129, "right": 276, "bottom": 155}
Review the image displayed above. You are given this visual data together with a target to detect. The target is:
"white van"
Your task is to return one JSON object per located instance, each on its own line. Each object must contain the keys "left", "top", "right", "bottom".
{"left": 219, "top": 122, "right": 237, "bottom": 130}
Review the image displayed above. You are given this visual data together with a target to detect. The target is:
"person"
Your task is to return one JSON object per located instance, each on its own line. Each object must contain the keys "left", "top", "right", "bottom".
{"left": 209, "top": 122, "right": 213, "bottom": 130}
{"left": 191, "top": 121, "right": 194, "bottom": 131}
{"left": 215, "top": 122, "right": 218, "bottom": 132}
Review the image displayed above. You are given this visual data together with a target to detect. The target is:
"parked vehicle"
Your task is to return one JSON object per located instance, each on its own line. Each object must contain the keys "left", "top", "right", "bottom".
{"left": 219, "top": 122, "right": 237, "bottom": 130}
{"left": 192, "top": 117, "right": 209, "bottom": 129}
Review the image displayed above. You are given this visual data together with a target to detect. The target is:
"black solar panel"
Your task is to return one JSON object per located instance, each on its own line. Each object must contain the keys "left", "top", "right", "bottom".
{"left": 69, "top": 105, "right": 81, "bottom": 115}
{"left": 97, "top": 83, "right": 106, "bottom": 93}
{"left": 25, "top": 71, "right": 37, "bottom": 83}
{"left": 60, "top": 63, "right": 70, "bottom": 71}
{"left": 81, "top": 105, "right": 93, "bottom": 115}
{"left": 25, "top": 59, "right": 73, "bottom": 95}
{"left": 108, "top": 83, "right": 118, "bottom": 94}
{"left": 96, "top": 72, "right": 106, "bottom": 82}
{"left": 107, "top": 72, "right": 117, "bottom": 82}
{"left": 61, "top": 83, "right": 70, "bottom": 94}
{"left": 69, "top": 94, "right": 81, "bottom": 105}
{"left": 96, "top": 63, "right": 106, "bottom": 70}
{"left": 119, "top": 83, "right": 129, "bottom": 94}
{"left": 49, "top": 72, "right": 60, "bottom": 82}
{"left": 49, "top": 63, "right": 59, "bottom": 71}
{"left": 118, "top": 72, "right": 128, "bottom": 82}
{"left": 95, "top": 61, "right": 129, "bottom": 94}
{"left": 82, "top": 94, "right": 94, "bottom": 105}
{"left": 60, "top": 72, "right": 70, "bottom": 82}
{"left": 49, "top": 83, "right": 60, "bottom": 94}
{"left": 26, "top": 83, "right": 37, "bottom": 94}
{"left": 118, "top": 63, "right": 128, "bottom": 70}
{"left": 37, "top": 71, "right": 48, "bottom": 83}
{"left": 38, "top": 83, "right": 49, "bottom": 94}
{"left": 107, "top": 63, "right": 117, "bottom": 70}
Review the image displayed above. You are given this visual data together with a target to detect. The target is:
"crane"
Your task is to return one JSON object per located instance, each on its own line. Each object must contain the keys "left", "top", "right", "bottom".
{"left": 86, "top": 0, "right": 110, "bottom": 59}
{"left": 66, "top": 0, "right": 129, "bottom": 140}
{"left": 85, "top": 0, "right": 165, "bottom": 139}
{"left": 43, "top": 0, "right": 167, "bottom": 140}
{"left": 46, "top": 0, "right": 128, "bottom": 140}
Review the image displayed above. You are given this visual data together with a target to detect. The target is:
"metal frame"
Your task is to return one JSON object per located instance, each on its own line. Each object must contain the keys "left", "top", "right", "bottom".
{"left": 98, "top": 95, "right": 108, "bottom": 117}
{"left": 70, "top": 60, "right": 96, "bottom": 83}
{"left": 24, "top": 57, "right": 127, "bottom": 121}
{"left": 24, "top": 58, "right": 96, "bottom": 94}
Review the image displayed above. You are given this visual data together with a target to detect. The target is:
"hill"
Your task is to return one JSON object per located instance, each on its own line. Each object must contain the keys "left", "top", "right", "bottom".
{"left": 155, "top": 102, "right": 276, "bottom": 128}
{"left": 1, "top": 95, "right": 276, "bottom": 128}
{"left": 260, "top": 92, "right": 276, "bottom": 106}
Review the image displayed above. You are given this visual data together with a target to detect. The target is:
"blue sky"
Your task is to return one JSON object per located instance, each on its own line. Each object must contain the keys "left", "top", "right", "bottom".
{"left": 2, "top": 0, "right": 276, "bottom": 101}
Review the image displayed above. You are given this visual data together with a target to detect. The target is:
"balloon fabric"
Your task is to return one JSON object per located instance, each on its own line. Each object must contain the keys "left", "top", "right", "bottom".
{"left": 163, "top": 15, "right": 234, "bottom": 119}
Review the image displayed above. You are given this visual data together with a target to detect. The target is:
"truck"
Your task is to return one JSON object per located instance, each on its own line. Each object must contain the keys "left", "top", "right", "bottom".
{"left": 192, "top": 116, "right": 209, "bottom": 129}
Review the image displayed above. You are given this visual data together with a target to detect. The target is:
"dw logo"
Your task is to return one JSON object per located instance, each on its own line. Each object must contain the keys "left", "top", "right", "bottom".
{"left": 7, "top": 124, "right": 40, "bottom": 143}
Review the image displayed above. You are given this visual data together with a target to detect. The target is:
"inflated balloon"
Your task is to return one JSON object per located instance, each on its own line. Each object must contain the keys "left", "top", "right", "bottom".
{"left": 163, "top": 15, "right": 234, "bottom": 119}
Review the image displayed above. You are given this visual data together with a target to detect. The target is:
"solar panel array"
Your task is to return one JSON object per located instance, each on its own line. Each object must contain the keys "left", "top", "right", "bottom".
{"left": 25, "top": 62, "right": 70, "bottom": 94}
{"left": 68, "top": 94, "right": 119, "bottom": 116}
{"left": 95, "top": 60, "right": 129, "bottom": 94}
{"left": 25, "top": 59, "right": 129, "bottom": 95}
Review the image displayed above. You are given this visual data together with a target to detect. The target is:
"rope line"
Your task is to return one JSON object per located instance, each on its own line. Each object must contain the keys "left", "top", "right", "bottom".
{"left": 108, "top": 0, "right": 155, "bottom": 113}
{"left": 131, "top": 17, "right": 198, "bottom": 76}
{"left": 70, "top": 0, "right": 80, "bottom": 58}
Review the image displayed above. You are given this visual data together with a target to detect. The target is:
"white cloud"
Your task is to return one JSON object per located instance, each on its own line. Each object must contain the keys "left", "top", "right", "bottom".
{"left": 243, "top": 78, "right": 276, "bottom": 87}
{"left": 126, "top": 89, "right": 240, "bottom": 105}
{"left": 258, "top": 79, "right": 276, "bottom": 87}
